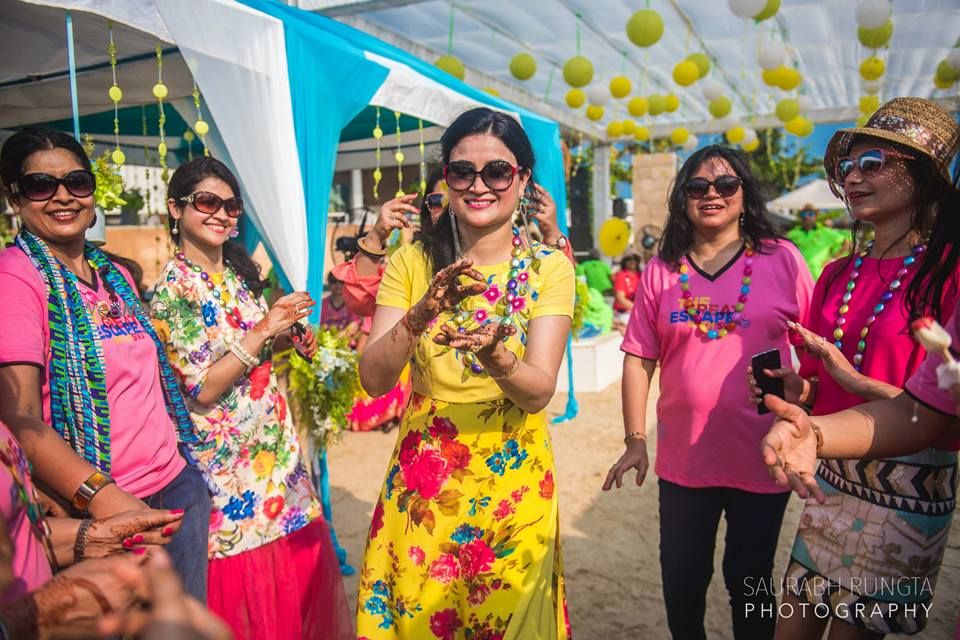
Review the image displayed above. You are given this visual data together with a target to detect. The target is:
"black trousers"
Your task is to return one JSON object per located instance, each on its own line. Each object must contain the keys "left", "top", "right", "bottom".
{"left": 658, "top": 479, "right": 790, "bottom": 640}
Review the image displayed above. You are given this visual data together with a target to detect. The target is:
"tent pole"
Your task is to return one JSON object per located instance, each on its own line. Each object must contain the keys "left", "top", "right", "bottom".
{"left": 65, "top": 11, "right": 81, "bottom": 139}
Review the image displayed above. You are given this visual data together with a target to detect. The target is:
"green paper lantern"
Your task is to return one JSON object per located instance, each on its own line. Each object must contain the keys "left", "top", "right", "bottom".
{"left": 858, "top": 21, "right": 893, "bottom": 49}
{"left": 626, "top": 9, "right": 664, "bottom": 48}
{"left": 686, "top": 53, "right": 711, "bottom": 78}
{"left": 936, "top": 59, "right": 960, "bottom": 84}
{"left": 934, "top": 73, "right": 955, "bottom": 89}
{"left": 775, "top": 98, "right": 800, "bottom": 123}
{"left": 708, "top": 96, "right": 732, "bottom": 119}
{"left": 610, "top": 75, "right": 632, "bottom": 98}
{"left": 648, "top": 94, "right": 667, "bottom": 116}
{"left": 566, "top": 88, "right": 586, "bottom": 108}
{"left": 435, "top": 55, "right": 465, "bottom": 80}
{"left": 628, "top": 96, "right": 649, "bottom": 117}
{"left": 753, "top": 0, "right": 780, "bottom": 22}
{"left": 563, "top": 56, "right": 594, "bottom": 88}
{"left": 509, "top": 53, "right": 537, "bottom": 80}
{"left": 673, "top": 60, "right": 700, "bottom": 86}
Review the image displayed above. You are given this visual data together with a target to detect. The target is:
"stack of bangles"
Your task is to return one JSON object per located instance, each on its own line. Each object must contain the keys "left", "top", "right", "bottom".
{"left": 231, "top": 341, "right": 259, "bottom": 369}
{"left": 357, "top": 235, "right": 387, "bottom": 259}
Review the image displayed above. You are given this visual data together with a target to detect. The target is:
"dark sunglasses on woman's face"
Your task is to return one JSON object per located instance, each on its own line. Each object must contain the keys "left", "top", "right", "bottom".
{"left": 684, "top": 175, "right": 742, "bottom": 199}
{"left": 11, "top": 170, "right": 96, "bottom": 202}
{"left": 443, "top": 160, "right": 520, "bottom": 192}
{"left": 835, "top": 148, "right": 913, "bottom": 183}
{"left": 424, "top": 192, "right": 445, "bottom": 210}
{"left": 179, "top": 191, "right": 244, "bottom": 218}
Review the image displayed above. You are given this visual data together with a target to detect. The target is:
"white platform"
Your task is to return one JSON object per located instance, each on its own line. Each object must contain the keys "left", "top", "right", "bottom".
{"left": 555, "top": 332, "right": 623, "bottom": 394}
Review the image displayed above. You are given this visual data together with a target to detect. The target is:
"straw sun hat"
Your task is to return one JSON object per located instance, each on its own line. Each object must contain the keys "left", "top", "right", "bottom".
{"left": 823, "top": 97, "right": 959, "bottom": 195}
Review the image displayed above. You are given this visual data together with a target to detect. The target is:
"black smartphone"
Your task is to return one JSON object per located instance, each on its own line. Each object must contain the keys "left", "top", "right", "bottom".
{"left": 751, "top": 349, "right": 784, "bottom": 415}
{"left": 290, "top": 322, "right": 313, "bottom": 363}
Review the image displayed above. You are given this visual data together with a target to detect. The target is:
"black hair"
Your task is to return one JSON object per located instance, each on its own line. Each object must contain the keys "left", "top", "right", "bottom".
{"left": 327, "top": 270, "right": 342, "bottom": 285}
{"left": 1, "top": 127, "right": 92, "bottom": 200}
{"left": 620, "top": 253, "right": 640, "bottom": 270}
{"left": 166, "top": 157, "right": 268, "bottom": 298}
{"left": 415, "top": 108, "right": 535, "bottom": 275}
{"left": 659, "top": 145, "right": 780, "bottom": 266}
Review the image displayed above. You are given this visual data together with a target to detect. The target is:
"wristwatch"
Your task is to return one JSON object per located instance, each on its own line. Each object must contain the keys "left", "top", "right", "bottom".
{"left": 72, "top": 471, "right": 115, "bottom": 514}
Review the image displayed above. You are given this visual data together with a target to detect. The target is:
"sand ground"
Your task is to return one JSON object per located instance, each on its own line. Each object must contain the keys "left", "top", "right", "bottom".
{"left": 326, "top": 380, "right": 960, "bottom": 639}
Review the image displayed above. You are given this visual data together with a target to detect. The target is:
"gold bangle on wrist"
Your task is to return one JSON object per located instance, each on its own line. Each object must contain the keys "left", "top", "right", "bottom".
{"left": 624, "top": 431, "right": 645, "bottom": 444}
{"left": 357, "top": 235, "right": 387, "bottom": 258}
{"left": 810, "top": 421, "right": 824, "bottom": 456}
{"left": 71, "top": 471, "right": 115, "bottom": 514}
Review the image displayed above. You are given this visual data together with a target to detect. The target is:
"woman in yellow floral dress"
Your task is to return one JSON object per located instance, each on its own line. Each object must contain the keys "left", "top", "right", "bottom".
{"left": 356, "top": 108, "right": 574, "bottom": 640}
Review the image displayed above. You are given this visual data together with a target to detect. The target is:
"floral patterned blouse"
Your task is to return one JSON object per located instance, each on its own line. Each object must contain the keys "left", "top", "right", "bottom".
{"left": 151, "top": 260, "right": 320, "bottom": 559}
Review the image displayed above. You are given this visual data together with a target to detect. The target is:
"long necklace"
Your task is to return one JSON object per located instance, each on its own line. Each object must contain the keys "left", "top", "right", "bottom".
{"left": 679, "top": 245, "right": 754, "bottom": 340}
{"left": 86, "top": 259, "right": 123, "bottom": 318}
{"left": 175, "top": 252, "right": 252, "bottom": 331}
{"left": 833, "top": 240, "right": 925, "bottom": 371}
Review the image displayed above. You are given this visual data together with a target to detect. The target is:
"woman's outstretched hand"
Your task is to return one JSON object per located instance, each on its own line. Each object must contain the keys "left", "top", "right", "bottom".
{"left": 761, "top": 395, "right": 825, "bottom": 503}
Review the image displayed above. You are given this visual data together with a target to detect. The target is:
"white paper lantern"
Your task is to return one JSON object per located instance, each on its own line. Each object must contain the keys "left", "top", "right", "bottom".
{"left": 861, "top": 79, "right": 882, "bottom": 95}
{"left": 728, "top": 0, "right": 766, "bottom": 19}
{"left": 683, "top": 134, "right": 700, "bottom": 151}
{"left": 743, "top": 128, "right": 758, "bottom": 144}
{"left": 797, "top": 96, "right": 813, "bottom": 113}
{"left": 948, "top": 48, "right": 960, "bottom": 72}
{"left": 855, "top": 0, "right": 891, "bottom": 29}
{"left": 757, "top": 42, "right": 786, "bottom": 70}
{"left": 701, "top": 78, "right": 724, "bottom": 101}
{"left": 585, "top": 83, "right": 611, "bottom": 107}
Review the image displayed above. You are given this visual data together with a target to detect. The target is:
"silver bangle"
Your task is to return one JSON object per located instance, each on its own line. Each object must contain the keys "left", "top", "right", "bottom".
{"left": 230, "top": 342, "right": 259, "bottom": 368}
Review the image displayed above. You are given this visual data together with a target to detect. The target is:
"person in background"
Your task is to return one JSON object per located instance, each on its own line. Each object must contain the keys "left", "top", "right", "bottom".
{"left": 604, "top": 145, "right": 813, "bottom": 640}
{"left": 612, "top": 252, "right": 642, "bottom": 332}
{"left": 153, "top": 157, "right": 352, "bottom": 639}
{"left": 320, "top": 271, "right": 361, "bottom": 342}
{"left": 575, "top": 248, "right": 613, "bottom": 295}
{"left": 785, "top": 202, "right": 849, "bottom": 279}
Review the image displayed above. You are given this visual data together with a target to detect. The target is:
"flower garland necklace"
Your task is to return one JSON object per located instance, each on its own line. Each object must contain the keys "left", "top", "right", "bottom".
{"left": 679, "top": 244, "right": 754, "bottom": 340}
{"left": 833, "top": 240, "right": 925, "bottom": 371}
{"left": 175, "top": 252, "right": 252, "bottom": 331}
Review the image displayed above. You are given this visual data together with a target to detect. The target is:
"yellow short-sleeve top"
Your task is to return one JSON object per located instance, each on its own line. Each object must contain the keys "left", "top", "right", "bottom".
{"left": 376, "top": 242, "right": 575, "bottom": 404}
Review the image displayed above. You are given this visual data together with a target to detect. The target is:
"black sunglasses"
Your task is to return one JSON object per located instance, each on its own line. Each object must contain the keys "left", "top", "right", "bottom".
{"left": 11, "top": 170, "right": 96, "bottom": 202}
{"left": 179, "top": 191, "right": 244, "bottom": 218}
{"left": 835, "top": 148, "right": 913, "bottom": 183}
{"left": 443, "top": 160, "right": 520, "bottom": 192}
{"left": 424, "top": 192, "right": 445, "bottom": 210}
{"left": 684, "top": 175, "right": 743, "bottom": 199}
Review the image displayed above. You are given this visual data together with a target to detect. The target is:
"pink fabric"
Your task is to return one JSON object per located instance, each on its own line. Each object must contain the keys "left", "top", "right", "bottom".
{"left": 0, "top": 248, "right": 184, "bottom": 498}
{"left": 907, "top": 303, "right": 960, "bottom": 418}
{"left": 319, "top": 296, "right": 361, "bottom": 330}
{"left": 331, "top": 260, "right": 383, "bottom": 318}
{"left": 206, "top": 516, "right": 353, "bottom": 640}
{"left": 0, "top": 420, "right": 53, "bottom": 603}
{"left": 805, "top": 256, "right": 960, "bottom": 451}
{"left": 621, "top": 240, "right": 814, "bottom": 493}
{"left": 612, "top": 269, "right": 640, "bottom": 312}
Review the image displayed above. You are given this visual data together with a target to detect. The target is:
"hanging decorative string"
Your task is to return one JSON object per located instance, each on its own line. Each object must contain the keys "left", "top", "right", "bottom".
{"left": 192, "top": 84, "right": 210, "bottom": 157}
{"left": 394, "top": 111, "right": 405, "bottom": 198}
{"left": 141, "top": 106, "right": 152, "bottom": 215}
{"left": 153, "top": 45, "right": 169, "bottom": 182}
{"left": 106, "top": 22, "right": 125, "bottom": 167}
{"left": 418, "top": 118, "right": 427, "bottom": 195}
{"left": 372, "top": 107, "right": 383, "bottom": 200}
{"left": 543, "top": 66, "right": 555, "bottom": 101}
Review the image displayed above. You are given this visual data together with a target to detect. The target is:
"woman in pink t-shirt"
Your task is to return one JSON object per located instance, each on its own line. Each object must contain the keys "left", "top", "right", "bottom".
{"left": 603, "top": 145, "right": 813, "bottom": 639}
{"left": 0, "top": 128, "right": 210, "bottom": 601}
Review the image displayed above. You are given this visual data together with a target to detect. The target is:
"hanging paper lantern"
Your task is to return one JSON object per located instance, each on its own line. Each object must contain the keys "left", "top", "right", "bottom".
{"left": 858, "top": 21, "right": 893, "bottom": 49}
{"left": 183, "top": 130, "right": 195, "bottom": 143}
{"left": 152, "top": 82, "right": 168, "bottom": 100}
{"left": 194, "top": 120, "right": 210, "bottom": 136}
{"left": 859, "top": 95, "right": 880, "bottom": 114}
{"left": 855, "top": 0, "right": 891, "bottom": 29}
{"left": 762, "top": 68, "right": 778, "bottom": 87}
{"left": 634, "top": 126, "right": 651, "bottom": 142}
{"left": 683, "top": 134, "right": 700, "bottom": 152}
{"left": 586, "top": 84, "right": 611, "bottom": 106}
{"left": 686, "top": 53, "right": 711, "bottom": 78}
{"left": 935, "top": 59, "right": 960, "bottom": 84}
{"left": 775, "top": 67, "right": 802, "bottom": 90}
{"left": 483, "top": 87, "right": 501, "bottom": 97}
{"left": 797, "top": 96, "right": 813, "bottom": 113}
{"left": 110, "top": 149, "right": 126, "bottom": 165}
{"left": 754, "top": 0, "right": 781, "bottom": 22}
{"left": 108, "top": 84, "right": 123, "bottom": 102}
{"left": 934, "top": 74, "right": 954, "bottom": 90}
{"left": 673, "top": 60, "right": 700, "bottom": 86}
{"left": 610, "top": 75, "right": 632, "bottom": 98}
{"left": 785, "top": 116, "right": 813, "bottom": 137}
{"left": 775, "top": 98, "right": 800, "bottom": 122}
{"left": 563, "top": 56, "right": 594, "bottom": 87}
{"left": 861, "top": 79, "right": 882, "bottom": 95}
{"left": 648, "top": 94, "right": 667, "bottom": 116}
{"left": 586, "top": 104, "right": 605, "bottom": 121}
{"left": 607, "top": 120, "right": 625, "bottom": 138}
{"left": 743, "top": 128, "right": 759, "bottom": 145}
{"left": 509, "top": 53, "right": 537, "bottom": 80}
{"left": 670, "top": 127, "right": 690, "bottom": 145}
{"left": 665, "top": 94, "right": 680, "bottom": 112}
{"left": 626, "top": 9, "right": 664, "bottom": 48}
{"left": 758, "top": 42, "right": 786, "bottom": 70}
{"left": 856, "top": 113, "right": 870, "bottom": 127}
{"left": 728, "top": 0, "right": 766, "bottom": 19}
{"left": 435, "top": 55, "right": 465, "bottom": 80}
{"left": 798, "top": 118, "right": 814, "bottom": 137}
{"left": 628, "top": 96, "right": 649, "bottom": 116}
{"left": 948, "top": 48, "right": 960, "bottom": 72}
{"left": 708, "top": 96, "right": 732, "bottom": 119}
{"left": 859, "top": 56, "right": 885, "bottom": 81}
{"left": 742, "top": 137, "right": 760, "bottom": 152}
{"left": 622, "top": 119, "right": 637, "bottom": 135}
{"left": 701, "top": 79, "right": 724, "bottom": 101}
{"left": 726, "top": 126, "right": 746, "bottom": 144}
{"left": 566, "top": 88, "right": 586, "bottom": 108}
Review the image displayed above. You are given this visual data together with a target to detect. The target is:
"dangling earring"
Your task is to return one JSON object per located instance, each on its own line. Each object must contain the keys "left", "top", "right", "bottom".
{"left": 739, "top": 213, "right": 745, "bottom": 227}
{"left": 449, "top": 211, "right": 463, "bottom": 258}
{"left": 229, "top": 227, "right": 239, "bottom": 239}
{"left": 518, "top": 199, "right": 534, "bottom": 253}
{"left": 171, "top": 218, "right": 179, "bottom": 235}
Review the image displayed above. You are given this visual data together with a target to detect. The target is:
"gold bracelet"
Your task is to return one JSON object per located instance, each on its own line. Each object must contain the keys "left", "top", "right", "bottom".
{"left": 624, "top": 431, "right": 645, "bottom": 444}
{"left": 810, "top": 421, "right": 824, "bottom": 456}
{"left": 488, "top": 353, "right": 521, "bottom": 380}
{"left": 357, "top": 235, "right": 387, "bottom": 258}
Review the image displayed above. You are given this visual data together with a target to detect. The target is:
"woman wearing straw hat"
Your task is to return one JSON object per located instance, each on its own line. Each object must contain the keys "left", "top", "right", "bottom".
{"left": 750, "top": 97, "right": 960, "bottom": 638}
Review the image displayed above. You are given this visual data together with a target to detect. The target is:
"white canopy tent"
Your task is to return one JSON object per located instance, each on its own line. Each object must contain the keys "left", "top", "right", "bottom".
{"left": 768, "top": 178, "right": 844, "bottom": 213}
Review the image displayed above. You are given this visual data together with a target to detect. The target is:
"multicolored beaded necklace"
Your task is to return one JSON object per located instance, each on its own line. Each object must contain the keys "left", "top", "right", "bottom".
{"left": 445, "top": 226, "right": 533, "bottom": 376}
{"left": 679, "top": 245, "right": 755, "bottom": 340}
{"left": 87, "top": 259, "right": 123, "bottom": 318}
{"left": 176, "top": 252, "right": 252, "bottom": 331}
{"left": 833, "top": 240, "right": 925, "bottom": 371}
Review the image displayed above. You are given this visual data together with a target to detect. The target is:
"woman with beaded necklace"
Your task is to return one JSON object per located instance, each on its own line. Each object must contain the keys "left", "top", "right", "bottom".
{"left": 604, "top": 145, "right": 814, "bottom": 640}
{"left": 152, "top": 157, "right": 352, "bottom": 639}
{"left": 355, "top": 107, "right": 574, "bottom": 639}
{"left": 749, "top": 97, "right": 960, "bottom": 639}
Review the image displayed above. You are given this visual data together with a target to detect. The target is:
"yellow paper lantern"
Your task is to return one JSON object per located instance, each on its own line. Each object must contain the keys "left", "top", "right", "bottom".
{"left": 586, "top": 104, "right": 605, "bottom": 121}
{"left": 566, "top": 88, "right": 586, "bottom": 108}
{"left": 859, "top": 56, "right": 886, "bottom": 81}
{"left": 111, "top": 149, "right": 126, "bottom": 165}
{"left": 483, "top": 87, "right": 500, "bottom": 97}
{"left": 610, "top": 75, "right": 632, "bottom": 98}
{"left": 708, "top": 96, "right": 732, "bottom": 119}
{"left": 435, "top": 55, "right": 466, "bottom": 80}
{"left": 665, "top": 94, "right": 680, "bottom": 112}
{"left": 762, "top": 68, "right": 778, "bottom": 87}
{"left": 753, "top": 0, "right": 780, "bottom": 22}
{"left": 858, "top": 21, "right": 893, "bottom": 49}
{"left": 775, "top": 67, "right": 802, "bottom": 91}
{"left": 634, "top": 126, "right": 651, "bottom": 142}
{"left": 797, "top": 118, "right": 814, "bottom": 137}
{"left": 194, "top": 120, "right": 210, "bottom": 136}
{"left": 599, "top": 218, "right": 631, "bottom": 257}
{"left": 622, "top": 119, "right": 637, "bottom": 135}
{"left": 934, "top": 74, "right": 955, "bottom": 90}
{"left": 856, "top": 113, "right": 870, "bottom": 127}
{"left": 859, "top": 95, "right": 880, "bottom": 114}
{"left": 673, "top": 60, "right": 700, "bottom": 86}
{"left": 563, "top": 56, "right": 594, "bottom": 87}
{"left": 671, "top": 127, "right": 690, "bottom": 145}
{"left": 108, "top": 85, "right": 123, "bottom": 103}
{"left": 626, "top": 9, "right": 664, "bottom": 48}
{"left": 742, "top": 137, "right": 760, "bottom": 152}
{"left": 606, "top": 121, "right": 625, "bottom": 138}
{"left": 686, "top": 53, "right": 711, "bottom": 78}
{"left": 183, "top": 130, "right": 195, "bottom": 142}
{"left": 936, "top": 60, "right": 960, "bottom": 84}
{"left": 785, "top": 116, "right": 813, "bottom": 137}
{"left": 775, "top": 98, "right": 800, "bottom": 123}
{"left": 152, "top": 82, "right": 168, "bottom": 100}
{"left": 648, "top": 94, "right": 667, "bottom": 116}
{"left": 509, "top": 53, "right": 537, "bottom": 80}
{"left": 628, "top": 96, "right": 649, "bottom": 117}
{"left": 726, "top": 127, "right": 746, "bottom": 144}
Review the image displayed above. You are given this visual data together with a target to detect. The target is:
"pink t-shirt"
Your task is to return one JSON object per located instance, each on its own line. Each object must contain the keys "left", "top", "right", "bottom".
{"left": 801, "top": 255, "right": 960, "bottom": 451}
{"left": 621, "top": 240, "right": 814, "bottom": 493}
{"left": 907, "top": 304, "right": 960, "bottom": 418}
{"left": 0, "top": 420, "right": 53, "bottom": 603}
{"left": 0, "top": 248, "right": 184, "bottom": 498}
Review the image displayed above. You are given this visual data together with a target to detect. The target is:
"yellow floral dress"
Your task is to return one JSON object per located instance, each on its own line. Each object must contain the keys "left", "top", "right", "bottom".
{"left": 357, "top": 242, "right": 575, "bottom": 640}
